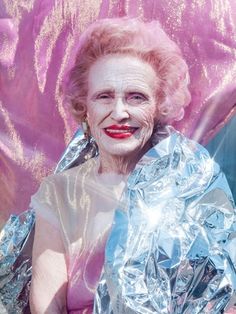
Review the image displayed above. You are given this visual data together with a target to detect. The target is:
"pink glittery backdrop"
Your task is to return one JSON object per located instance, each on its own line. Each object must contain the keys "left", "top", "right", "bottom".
{"left": 0, "top": 0, "right": 236, "bottom": 224}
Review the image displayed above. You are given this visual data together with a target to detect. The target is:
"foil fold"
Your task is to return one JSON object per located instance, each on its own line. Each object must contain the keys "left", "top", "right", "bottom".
{"left": 94, "top": 130, "right": 236, "bottom": 314}
{"left": 0, "top": 210, "right": 35, "bottom": 314}
{"left": 55, "top": 128, "right": 98, "bottom": 173}
{"left": 0, "top": 127, "right": 235, "bottom": 313}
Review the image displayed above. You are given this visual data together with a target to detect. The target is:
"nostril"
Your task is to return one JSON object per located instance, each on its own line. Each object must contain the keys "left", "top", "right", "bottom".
{"left": 110, "top": 110, "right": 130, "bottom": 121}
{"left": 110, "top": 102, "right": 130, "bottom": 120}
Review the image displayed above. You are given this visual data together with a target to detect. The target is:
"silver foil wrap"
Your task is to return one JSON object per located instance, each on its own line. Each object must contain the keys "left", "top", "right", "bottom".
{"left": 55, "top": 128, "right": 98, "bottom": 173}
{"left": 0, "top": 210, "right": 35, "bottom": 314}
{"left": 0, "top": 130, "right": 97, "bottom": 313}
{"left": 94, "top": 130, "right": 236, "bottom": 313}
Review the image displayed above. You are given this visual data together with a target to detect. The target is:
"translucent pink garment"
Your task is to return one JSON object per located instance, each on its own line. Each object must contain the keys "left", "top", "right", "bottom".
{"left": 0, "top": 0, "right": 236, "bottom": 224}
{"left": 30, "top": 157, "right": 126, "bottom": 312}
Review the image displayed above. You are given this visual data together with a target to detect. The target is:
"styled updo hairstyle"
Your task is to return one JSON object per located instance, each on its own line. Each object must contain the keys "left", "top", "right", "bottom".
{"left": 66, "top": 18, "right": 191, "bottom": 125}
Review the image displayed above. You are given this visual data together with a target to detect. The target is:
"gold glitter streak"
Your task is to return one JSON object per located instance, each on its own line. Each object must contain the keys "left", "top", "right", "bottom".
{"left": 108, "top": 0, "right": 119, "bottom": 16}
{"left": 191, "top": 0, "right": 205, "bottom": 10}
{"left": 124, "top": 0, "right": 129, "bottom": 15}
{"left": 73, "top": 0, "right": 102, "bottom": 33}
{"left": 210, "top": 0, "right": 225, "bottom": 37}
{"left": 34, "top": 1, "right": 79, "bottom": 92}
{"left": 3, "top": 0, "right": 34, "bottom": 22}
{"left": 34, "top": 1, "right": 67, "bottom": 93}
{"left": 7, "top": 66, "right": 16, "bottom": 80}
{"left": 24, "top": 147, "right": 48, "bottom": 181}
{"left": 55, "top": 33, "right": 76, "bottom": 144}
{"left": 211, "top": 0, "right": 236, "bottom": 42}
{"left": 220, "top": 63, "right": 236, "bottom": 89}
{"left": 0, "top": 101, "right": 47, "bottom": 181}
{"left": 0, "top": 101, "right": 24, "bottom": 162}
{"left": 0, "top": 155, "right": 16, "bottom": 217}
{"left": 137, "top": 0, "right": 144, "bottom": 18}
{"left": 34, "top": 0, "right": 102, "bottom": 92}
{"left": 174, "top": 0, "right": 186, "bottom": 27}
{"left": 164, "top": 0, "right": 186, "bottom": 32}
{"left": 54, "top": 0, "right": 102, "bottom": 142}
{"left": 0, "top": 23, "right": 18, "bottom": 68}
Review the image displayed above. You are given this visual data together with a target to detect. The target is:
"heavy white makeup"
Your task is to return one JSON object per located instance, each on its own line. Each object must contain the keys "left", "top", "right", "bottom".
{"left": 86, "top": 54, "right": 158, "bottom": 174}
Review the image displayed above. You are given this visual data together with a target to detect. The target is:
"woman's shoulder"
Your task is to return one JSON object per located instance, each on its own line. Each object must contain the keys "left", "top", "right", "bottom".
{"left": 31, "top": 158, "right": 97, "bottom": 206}
{"left": 45, "top": 157, "right": 97, "bottom": 185}
{"left": 30, "top": 157, "right": 98, "bottom": 227}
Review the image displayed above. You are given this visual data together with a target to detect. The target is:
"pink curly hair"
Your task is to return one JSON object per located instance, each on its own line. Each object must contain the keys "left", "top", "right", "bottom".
{"left": 66, "top": 18, "right": 191, "bottom": 125}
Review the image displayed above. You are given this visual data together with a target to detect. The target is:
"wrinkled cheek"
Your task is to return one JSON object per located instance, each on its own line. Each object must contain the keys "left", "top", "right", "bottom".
{"left": 87, "top": 111, "right": 99, "bottom": 138}
{"left": 89, "top": 124, "right": 102, "bottom": 142}
{"left": 133, "top": 105, "right": 156, "bottom": 126}
{"left": 135, "top": 108, "right": 155, "bottom": 132}
{"left": 136, "top": 112, "right": 155, "bottom": 146}
{"left": 137, "top": 126, "right": 153, "bottom": 144}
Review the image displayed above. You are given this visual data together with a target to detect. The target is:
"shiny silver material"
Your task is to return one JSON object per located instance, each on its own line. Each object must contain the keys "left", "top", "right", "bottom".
{"left": 94, "top": 130, "right": 236, "bottom": 313}
{"left": 55, "top": 128, "right": 98, "bottom": 173}
{"left": 0, "top": 210, "right": 35, "bottom": 314}
{"left": 1, "top": 127, "right": 235, "bottom": 313}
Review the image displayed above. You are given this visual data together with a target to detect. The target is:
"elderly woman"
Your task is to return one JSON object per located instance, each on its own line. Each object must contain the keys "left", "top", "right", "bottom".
{"left": 29, "top": 18, "right": 235, "bottom": 314}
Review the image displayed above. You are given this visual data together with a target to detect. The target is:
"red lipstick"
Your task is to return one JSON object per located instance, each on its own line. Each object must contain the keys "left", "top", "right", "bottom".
{"left": 104, "top": 125, "right": 138, "bottom": 139}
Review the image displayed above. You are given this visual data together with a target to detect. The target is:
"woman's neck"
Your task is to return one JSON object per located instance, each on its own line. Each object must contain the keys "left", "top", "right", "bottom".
{"left": 97, "top": 141, "right": 152, "bottom": 175}
{"left": 98, "top": 154, "right": 135, "bottom": 175}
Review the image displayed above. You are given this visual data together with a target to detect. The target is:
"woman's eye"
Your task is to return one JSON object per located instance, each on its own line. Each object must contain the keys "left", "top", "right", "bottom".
{"left": 133, "top": 95, "right": 143, "bottom": 99}
{"left": 96, "top": 93, "right": 113, "bottom": 104}
{"left": 127, "top": 93, "right": 147, "bottom": 103}
{"left": 98, "top": 94, "right": 111, "bottom": 99}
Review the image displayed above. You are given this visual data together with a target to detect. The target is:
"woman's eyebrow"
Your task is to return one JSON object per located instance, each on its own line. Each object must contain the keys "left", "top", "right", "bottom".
{"left": 96, "top": 87, "right": 115, "bottom": 94}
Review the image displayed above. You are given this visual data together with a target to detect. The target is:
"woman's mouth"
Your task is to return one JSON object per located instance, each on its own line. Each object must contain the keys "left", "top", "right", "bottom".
{"left": 104, "top": 125, "right": 138, "bottom": 139}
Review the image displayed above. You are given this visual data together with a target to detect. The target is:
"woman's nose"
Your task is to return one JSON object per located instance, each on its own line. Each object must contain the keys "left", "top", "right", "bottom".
{"left": 110, "top": 98, "right": 129, "bottom": 121}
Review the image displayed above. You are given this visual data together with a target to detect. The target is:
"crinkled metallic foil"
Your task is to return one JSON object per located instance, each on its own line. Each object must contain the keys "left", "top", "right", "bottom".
{"left": 1, "top": 127, "right": 235, "bottom": 313}
{"left": 94, "top": 130, "right": 236, "bottom": 314}
{"left": 0, "top": 210, "right": 35, "bottom": 314}
{"left": 55, "top": 128, "right": 98, "bottom": 173}
{"left": 0, "top": 130, "right": 97, "bottom": 313}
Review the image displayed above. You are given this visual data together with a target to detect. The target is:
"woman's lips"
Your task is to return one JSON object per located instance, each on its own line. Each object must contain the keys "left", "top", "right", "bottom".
{"left": 104, "top": 125, "right": 138, "bottom": 139}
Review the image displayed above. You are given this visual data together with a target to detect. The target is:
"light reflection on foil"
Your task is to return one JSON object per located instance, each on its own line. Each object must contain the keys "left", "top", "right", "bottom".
{"left": 94, "top": 129, "right": 236, "bottom": 314}
{"left": 0, "top": 210, "right": 35, "bottom": 313}
{"left": 55, "top": 128, "right": 98, "bottom": 173}
{"left": 0, "top": 127, "right": 235, "bottom": 313}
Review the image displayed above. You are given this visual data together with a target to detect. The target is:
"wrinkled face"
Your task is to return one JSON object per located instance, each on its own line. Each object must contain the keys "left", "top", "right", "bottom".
{"left": 86, "top": 54, "right": 158, "bottom": 158}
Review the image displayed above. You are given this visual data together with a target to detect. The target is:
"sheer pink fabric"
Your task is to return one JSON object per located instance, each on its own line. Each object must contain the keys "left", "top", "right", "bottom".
{"left": 0, "top": 0, "right": 236, "bottom": 225}
{"left": 30, "top": 157, "right": 125, "bottom": 312}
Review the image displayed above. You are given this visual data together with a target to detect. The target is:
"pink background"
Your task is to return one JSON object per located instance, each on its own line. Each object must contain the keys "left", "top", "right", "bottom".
{"left": 0, "top": 0, "right": 236, "bottom": 225}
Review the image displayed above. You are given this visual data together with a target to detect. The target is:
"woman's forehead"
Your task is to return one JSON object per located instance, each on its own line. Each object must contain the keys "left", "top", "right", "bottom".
{"left": 88, "top": 54, "right": 157, "bottom": 92}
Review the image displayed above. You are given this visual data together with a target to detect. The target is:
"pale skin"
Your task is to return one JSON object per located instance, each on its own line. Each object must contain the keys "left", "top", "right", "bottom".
{"left": 30, "top": 216, "right": 68, "bottom": 314}
{"left": 87, "top": 54, "right": 159, "bottom": 176}
{"left": 30, "top": 54, "right": 159, "bottom": 313}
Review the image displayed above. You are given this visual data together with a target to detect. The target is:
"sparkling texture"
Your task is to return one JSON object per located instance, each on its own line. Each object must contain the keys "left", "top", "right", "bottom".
{"left": 0, "top": 210, "right": 35, "bottom": 313}
{"left": 0, "top": 127, "right": 235, "bottom": 312}
{"left": 94, "top": 128, "right": 236, "bottom": 314}
{"left": 55, "top": 128, "right": 98, "bottom": 173}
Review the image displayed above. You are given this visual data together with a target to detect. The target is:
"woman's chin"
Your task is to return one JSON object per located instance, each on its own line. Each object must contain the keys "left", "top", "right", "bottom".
{"left": 99, "top": 140, "right": 147, "bottom": 159}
